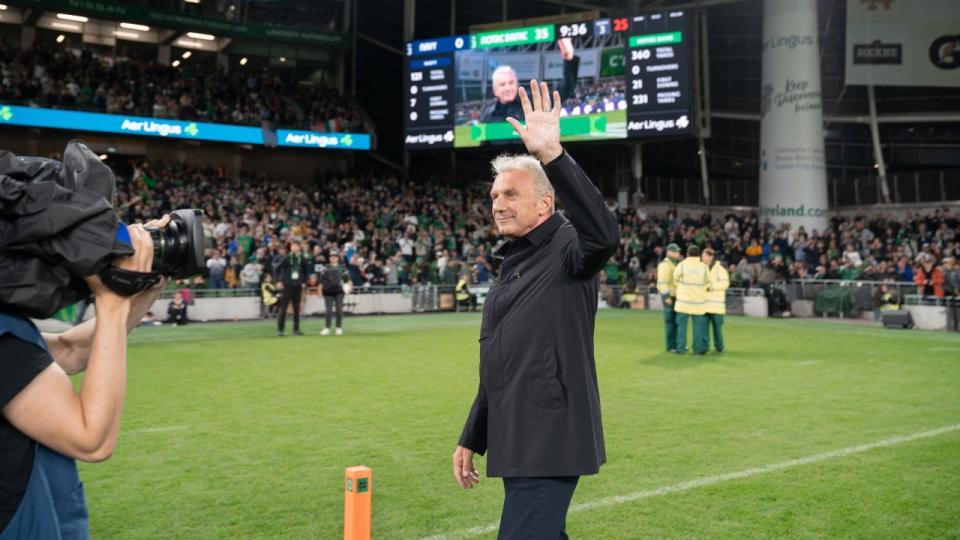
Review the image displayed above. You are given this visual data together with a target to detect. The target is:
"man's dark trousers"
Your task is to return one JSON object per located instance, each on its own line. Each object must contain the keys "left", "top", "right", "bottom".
{"left": 277, "top": 286, "right": 302, "bottom": 333}
{"left": 498, "top": 477, "right": 579, "bottom": 540}
{"left": 662, "top": 298, "right": 677, "bottom": 351}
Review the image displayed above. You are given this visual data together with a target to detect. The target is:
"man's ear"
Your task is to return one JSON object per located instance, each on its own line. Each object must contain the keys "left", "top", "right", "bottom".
{"left": 539, "top": 194, "right": 554, "bottom": 216}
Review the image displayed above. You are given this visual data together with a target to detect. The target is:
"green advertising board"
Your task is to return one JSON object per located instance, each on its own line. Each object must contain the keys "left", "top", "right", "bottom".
{"left": 8, "top": 0, "right": 347, "bottom": 47}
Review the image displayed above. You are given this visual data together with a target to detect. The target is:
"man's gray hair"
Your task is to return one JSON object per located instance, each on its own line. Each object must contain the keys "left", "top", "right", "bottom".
{"left": 491, "top": 154, "right": 555, "bottom": 211}
{"left": 491, "top": 65, "right": 517, "bottom": 82}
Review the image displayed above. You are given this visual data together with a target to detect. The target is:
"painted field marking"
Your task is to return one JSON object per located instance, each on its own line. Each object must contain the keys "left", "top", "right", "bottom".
{"left": 423, "top": 423, "right": 960, "bottom": 540}
{"left": 125, "top": 425, "right": 189, "bottom": 435}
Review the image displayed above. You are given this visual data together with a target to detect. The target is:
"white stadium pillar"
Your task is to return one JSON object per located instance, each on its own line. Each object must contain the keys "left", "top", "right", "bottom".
{"left": 759, "top": 0, "right": 829, "bottom": 231}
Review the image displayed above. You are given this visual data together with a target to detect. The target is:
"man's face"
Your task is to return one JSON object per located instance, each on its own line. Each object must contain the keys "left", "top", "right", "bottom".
{"left": 291, "top": 243, "right": 301, "bottom": 254}
{"left": 492, "top": 69, "right": 518, "bottom": 104}
{"left": 667, "top": 250, "right": 681, "bottom": 262}
{"left": 490, "top": 170, "right": 547, "bottom": 238}
{"left": 702, "top": 252, "right": 713, "bottom": 266}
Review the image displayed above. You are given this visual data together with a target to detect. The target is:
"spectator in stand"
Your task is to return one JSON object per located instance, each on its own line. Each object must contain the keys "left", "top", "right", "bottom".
{"left": 206, "top": 249, "right": 227, "bottom": 289}
{"left": 166, "top": 292, "right": 189, "bottom": 325}
{"left": 914, "top": 253, "right": 945, "bottom": 298}
{"left": 743, "top": 238, "right": 763, "bottom": 285}
{"left": 943, "top": 257, "right": 959, "bottom": 297}
{"left": 895, "top": 257, "right": 914, "bottom": 283}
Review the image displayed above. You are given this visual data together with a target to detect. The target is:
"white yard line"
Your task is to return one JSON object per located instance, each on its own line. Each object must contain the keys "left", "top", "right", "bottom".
{"left": 124, "top": 425, "right": 190, "bottom": 435}
{"left": 422, "top": 423, "right": 960, "bottom": 540}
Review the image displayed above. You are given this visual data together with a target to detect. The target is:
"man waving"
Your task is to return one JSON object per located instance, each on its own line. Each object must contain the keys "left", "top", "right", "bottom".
{"left": 452, "top": 79, "right": 620, "bottom": 538}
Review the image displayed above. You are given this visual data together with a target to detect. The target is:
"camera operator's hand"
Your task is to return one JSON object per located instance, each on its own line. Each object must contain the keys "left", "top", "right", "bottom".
{"left": 10, "top": 217, "right": 171, "bottom": 464}
{"left": 83, "top": 223, "right": 152, "bottom": 307}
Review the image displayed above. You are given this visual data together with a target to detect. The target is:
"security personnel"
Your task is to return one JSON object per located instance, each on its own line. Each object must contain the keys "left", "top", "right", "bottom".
{"left": 702, "top": 248, "right": 729, "bottom": 353}
{"left": 673, "top": 245, "right": 709, "bottom": 355}
{"left": 455, "top": 273, "right": 477, "bottom": 312}
{"left": 656, "top": 244, "right": 683, "bottom": 352}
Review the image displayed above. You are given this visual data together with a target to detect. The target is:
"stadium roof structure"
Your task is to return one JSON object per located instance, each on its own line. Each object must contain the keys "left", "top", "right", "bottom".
{"left": 2, "top": 0, "right": 348, "bottom": 48}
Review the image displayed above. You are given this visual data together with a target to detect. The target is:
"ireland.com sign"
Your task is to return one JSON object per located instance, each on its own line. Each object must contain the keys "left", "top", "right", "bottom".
{"left": 0, "top": 105, "right": 371, "bottom": 151}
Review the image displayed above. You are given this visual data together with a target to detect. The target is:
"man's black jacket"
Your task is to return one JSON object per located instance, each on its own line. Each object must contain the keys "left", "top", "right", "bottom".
{"left": 459, "top": 151, "right": 620, "bottom": 478}
{"left": 275, "top": 253, "right": 309, "bottom": 288}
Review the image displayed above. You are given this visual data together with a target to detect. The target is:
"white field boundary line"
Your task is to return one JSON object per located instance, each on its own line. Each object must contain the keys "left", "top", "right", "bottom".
{"left": 124, "top": 425, "right": 189, "bottom": 435}
{"left": 422, "top": 423, "right": 960, "bottom": 540}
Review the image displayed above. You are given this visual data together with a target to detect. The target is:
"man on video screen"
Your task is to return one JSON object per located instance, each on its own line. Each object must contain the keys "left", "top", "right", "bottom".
{"left": 480, "top": 65, "right": 524, "bottom": 123}
{"left": 479, "top": 38, "right": 580, "bottom": 124}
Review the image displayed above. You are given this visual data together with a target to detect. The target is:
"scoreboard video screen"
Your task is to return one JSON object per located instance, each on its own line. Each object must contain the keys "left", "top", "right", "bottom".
{"left": 404, "top": 11, "right": 694, "bottom": 150}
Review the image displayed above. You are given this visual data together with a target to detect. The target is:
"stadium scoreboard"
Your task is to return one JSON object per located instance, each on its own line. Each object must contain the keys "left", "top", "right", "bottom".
{"left": 404, "top": 11, "right": 694, "bottom": 150}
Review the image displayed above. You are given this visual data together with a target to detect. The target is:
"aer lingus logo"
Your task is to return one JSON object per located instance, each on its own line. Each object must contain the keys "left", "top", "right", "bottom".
{"left": 0, "top": 106, "right": 12, "bottom": 121}
{"left": 184, "top": 122, "right": 199, "bottom": 136}
{"left": 340, "top": 134, "right": 353, "bottom": 147}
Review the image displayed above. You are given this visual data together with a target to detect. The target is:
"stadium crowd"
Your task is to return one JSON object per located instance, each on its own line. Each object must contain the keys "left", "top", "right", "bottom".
{"left": 110, "top": 160, "right": 960, "bottom": 300}
{"left": 0, "top": 44, "right": 365, "bottom": 133}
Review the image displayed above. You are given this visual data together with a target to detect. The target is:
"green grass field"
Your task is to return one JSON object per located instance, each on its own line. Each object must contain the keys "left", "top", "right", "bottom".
{"left": 78, "top": 311, "right": 960, "bottom": 539}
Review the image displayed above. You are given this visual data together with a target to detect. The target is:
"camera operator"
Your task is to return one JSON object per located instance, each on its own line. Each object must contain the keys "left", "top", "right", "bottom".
{"left": 0, "top": 216, "right": 168, "bottom": 539}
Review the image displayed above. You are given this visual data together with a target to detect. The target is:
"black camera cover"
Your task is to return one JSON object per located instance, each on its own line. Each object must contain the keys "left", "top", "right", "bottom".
{"left": 0, "top": 141, "right": 134, "bottom": 318}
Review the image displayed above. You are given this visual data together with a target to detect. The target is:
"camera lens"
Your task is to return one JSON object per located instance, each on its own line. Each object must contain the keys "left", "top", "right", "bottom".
{"left": 144, "top": 209, "right": 207, "bottom": 279}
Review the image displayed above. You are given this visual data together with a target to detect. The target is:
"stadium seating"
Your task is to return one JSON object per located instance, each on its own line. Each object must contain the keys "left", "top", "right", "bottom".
{"left": 109, "top": 159, "right": 960, "bottom": 299}
{"left": 0, "top": 44, "right": 366, "bottom": 133}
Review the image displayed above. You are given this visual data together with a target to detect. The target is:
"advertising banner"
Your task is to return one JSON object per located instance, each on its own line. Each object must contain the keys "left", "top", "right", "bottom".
{"left": 759, "top": 0, "right": 829, "bottom": 230}
{"left": 845, "top": 0, "right": 960, "bottom": 87}
{"left": 0, "top": 105, "right": 371, "bottom": 151}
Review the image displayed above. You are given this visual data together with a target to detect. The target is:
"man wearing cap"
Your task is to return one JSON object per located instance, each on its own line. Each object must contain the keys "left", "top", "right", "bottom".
{"left": 702, "top": 248, "right": 729, "bottom": 353}
{"left": 656, "top": 244, "right": 683, "bottom": 352}
{"left": 673, "top": 245, "right": 709, "bottom": 355}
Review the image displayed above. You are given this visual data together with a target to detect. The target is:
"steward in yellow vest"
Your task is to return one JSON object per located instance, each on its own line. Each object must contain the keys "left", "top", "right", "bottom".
{"left": 672, "top": 245, "right": 709, "bottom": 354}
{"left": 656, "top": 243, "right": 683, "bottom": 352}
{"left": 703, "top": 248, "right": 729, "bottom": 353}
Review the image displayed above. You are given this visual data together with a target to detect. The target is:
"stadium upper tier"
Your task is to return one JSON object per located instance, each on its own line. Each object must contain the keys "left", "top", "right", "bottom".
{"left": 0, "top": 44, "right": 366, "bottom": 134}
{"left": 130, "top": 0, "right": 344, "bottom": 32}
{"left": 106, "top": 159, "right": 959, "bottom": 296}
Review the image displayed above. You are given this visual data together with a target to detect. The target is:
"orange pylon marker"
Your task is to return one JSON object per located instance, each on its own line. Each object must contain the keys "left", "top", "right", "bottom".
{"left": 344, "top": 466, "right": 372, "bottom": 540}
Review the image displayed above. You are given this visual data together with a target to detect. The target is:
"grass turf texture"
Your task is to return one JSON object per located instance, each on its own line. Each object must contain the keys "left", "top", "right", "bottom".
{"left": 77, "top": 311, "right": 960, "bottom": 539}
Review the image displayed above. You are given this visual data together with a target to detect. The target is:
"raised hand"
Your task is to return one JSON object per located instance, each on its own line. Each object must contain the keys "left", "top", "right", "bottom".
{"left": 505, "top": 79, "right": 564, "bottom": 164}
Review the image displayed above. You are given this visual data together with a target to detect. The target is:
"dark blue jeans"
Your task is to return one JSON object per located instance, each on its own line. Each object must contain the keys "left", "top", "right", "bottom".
{"left": 498, "top": 476, "right": 580, "bottom": 540}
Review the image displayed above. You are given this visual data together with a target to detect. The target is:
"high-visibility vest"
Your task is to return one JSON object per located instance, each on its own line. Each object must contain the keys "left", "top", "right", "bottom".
{"left": 673, "top": 256, "right": 709, "bottom": 315}
{"left": 456, "top": 277, "right": 471, "bottom": 302}
{"left": 657, "top": 258, "right": 678, "bottom": 298}
{"left": 706, "top": 263, "right": 730, "bottom": 315}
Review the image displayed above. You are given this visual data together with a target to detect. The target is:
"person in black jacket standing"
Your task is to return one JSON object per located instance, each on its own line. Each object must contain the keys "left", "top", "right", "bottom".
{"left": 276, "top": 242, "right": 309, "bottom": 336}
{"left": 320, "top": 254, "right": 348, "bottom": 336}
{"left": 452, "top": 79, "right": 619, "bottom": 539}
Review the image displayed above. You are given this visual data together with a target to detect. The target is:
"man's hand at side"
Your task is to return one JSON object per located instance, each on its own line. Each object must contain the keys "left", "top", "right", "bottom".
{"left": 505, "top": 79, "right": 563, "bottom": 165}
{"left": 452, "top": 445, "right": 480, "bottom": 489}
